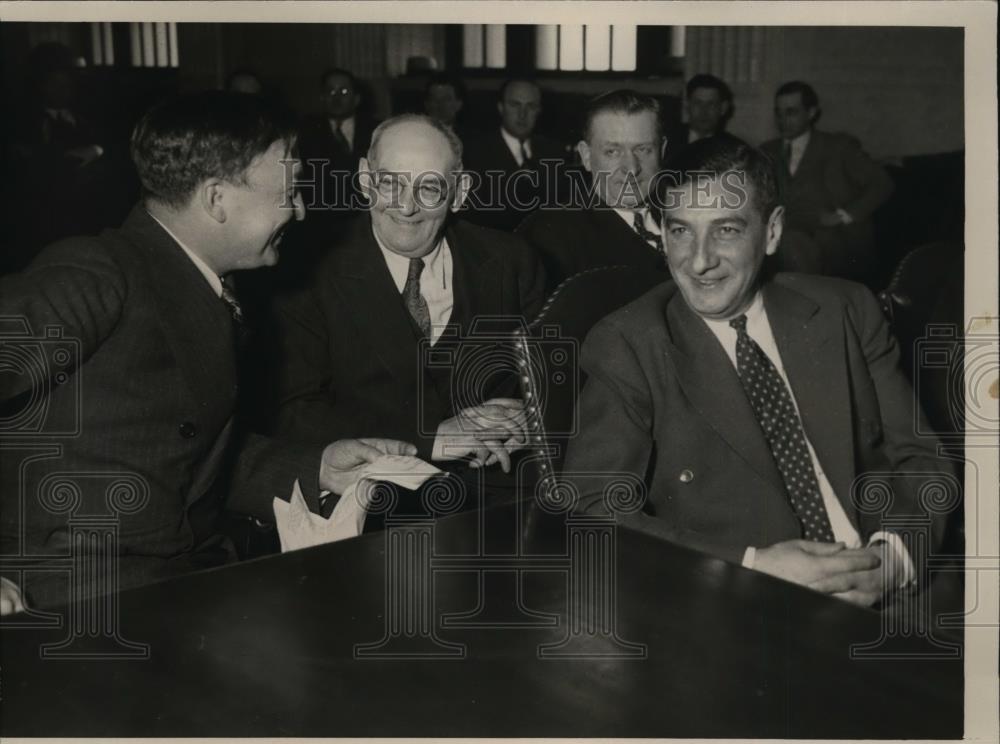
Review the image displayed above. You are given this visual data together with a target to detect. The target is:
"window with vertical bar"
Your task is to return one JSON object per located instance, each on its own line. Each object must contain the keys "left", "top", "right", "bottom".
{"left": 460, "top": 24, "right": 506, "bottom": 69}
{"left": 128, "top": 22, "right": 179, "bottom": 68}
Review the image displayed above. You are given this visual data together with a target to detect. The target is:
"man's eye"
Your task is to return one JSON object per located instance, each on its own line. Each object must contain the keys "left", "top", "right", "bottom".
{"left": 667, "top": 226, "right": 688, "bottom": 236}
{"left": 604, "top": 148, "right": 620, "bottom": 157}
{"left": 418, "top": 185, "right": 445, "bottom": 204}
{"left": 717, "top": 226, "right": 742, "bottom": 237}
{"left": 635, "top": 146, "right": 653, "bottom": 156}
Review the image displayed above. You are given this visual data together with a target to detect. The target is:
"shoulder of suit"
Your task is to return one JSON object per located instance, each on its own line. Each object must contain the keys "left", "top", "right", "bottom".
{"left": 452, "top": 217, "right": 532, "bottom": 255}
{"left": 590, "top": 280, "right": 677, "bottom": 341}
{"left": 772, "top": 271, "right": 879, "bottom": 311}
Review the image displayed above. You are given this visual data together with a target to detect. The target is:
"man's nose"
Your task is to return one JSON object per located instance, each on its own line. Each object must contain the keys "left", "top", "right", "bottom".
{"left": 397, "top": 183, "right": 419, "bottom": 215}
{"left": 621, "top": 148, "right": 639, "bottom": 174}
{"left": 292, "top": 192, "right": 306, "bottom": 221}
{"left": 690, "top": 235, "right": 719, "bottom": 273}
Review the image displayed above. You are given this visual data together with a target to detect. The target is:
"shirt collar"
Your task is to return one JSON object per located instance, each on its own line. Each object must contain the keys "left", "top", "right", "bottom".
{"left": 372, "top": 225, "right": 447, "bottom": 287}
{"left": 146, "top": 211, "right": 223, "bottom": 298}
{"left": 500, "top": 126, "right": 530, "bottom": 161}
{"left": 786, "top": 129, "right": 811, "bottom": 151}
{"left": 700, "top": 290, "right": 765, "bottom": 332}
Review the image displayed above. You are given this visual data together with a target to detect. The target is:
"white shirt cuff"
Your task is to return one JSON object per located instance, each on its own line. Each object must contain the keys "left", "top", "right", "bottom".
{"left": 742, "top": 546, "right": 757, "bottom": 569}
{"left": 835, "top": 208, "right": 854, "bottom": 225}
{"left": 868, "top": 531, "right": 916, "bottom": 590}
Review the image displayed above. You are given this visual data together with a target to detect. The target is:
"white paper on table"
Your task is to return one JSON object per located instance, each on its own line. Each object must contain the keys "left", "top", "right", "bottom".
{"left": 272, "top": 454, "right": 442, "bottom": 553}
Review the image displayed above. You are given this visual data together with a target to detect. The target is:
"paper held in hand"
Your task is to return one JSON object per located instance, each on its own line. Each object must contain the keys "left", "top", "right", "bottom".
{"left": 272, "top": 454, "right": 442, "bottom": 553}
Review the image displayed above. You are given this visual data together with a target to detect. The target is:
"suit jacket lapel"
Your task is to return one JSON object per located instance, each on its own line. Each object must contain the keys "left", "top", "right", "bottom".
{"left": 331, "top": 217, "right": 425, "bottom": 390}
{"left": 448, "top": 222, "right": 501, "bottom": 328}
{"left": 764, "top": 280, "right": 855, "bottom": 514}
{"left": 664, "top": 294, "right": 785, "bottom": 493}
{"left": 122, "top": 207, "right": 237, "bottom": 416}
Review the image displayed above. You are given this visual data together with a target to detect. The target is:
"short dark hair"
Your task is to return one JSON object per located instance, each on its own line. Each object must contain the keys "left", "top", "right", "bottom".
{"left": 581, "top": 89, "right": 662, "bottom": 142}
{"left": 130, "top": 91, "right": 297, "bottom": 209}
{"left": 775, "top": 80, "right": 819, "bottom": 110}
{"left": 498, "top": 77, "right": 540, "bottom": 101}
{"left": 657, "top": 136, "right": 779, "bottom": 218}
{"left": 424, "top": 72, "right": 466, "bottom": 102}
{"left": 321, "top": 66, "right": 357, "bottom": 91}
{"left": 686, "top": 73, "right": 732, "bottom": 104}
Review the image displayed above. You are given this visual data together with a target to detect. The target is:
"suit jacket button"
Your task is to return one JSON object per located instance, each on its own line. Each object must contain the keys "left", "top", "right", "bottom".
{"left": 179, "top": 421, "right": 197, "bottom": 439}
{"left": 679, "top": 469, "right": 694, "bottom": 483}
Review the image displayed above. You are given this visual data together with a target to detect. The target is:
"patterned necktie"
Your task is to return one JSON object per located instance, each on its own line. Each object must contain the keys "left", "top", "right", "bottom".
{"left": 729, "top": 314, "right": 835, "bottom": 542}
{"left": 632, "top": 210, "right": 664, "bottom": 260}
{"left": 402, "top": 257, "right": 431, "bottom": 339}
{"left": 220, "top": 280, "right": 245, "bottom": 326}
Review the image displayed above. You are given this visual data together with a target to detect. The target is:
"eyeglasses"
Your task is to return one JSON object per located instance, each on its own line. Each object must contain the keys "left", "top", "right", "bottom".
{"left": 326, "top": 87, "right": 353, "bottom": 97}
{"left": 369, "top": 170, "right": 451, "bottom": 209}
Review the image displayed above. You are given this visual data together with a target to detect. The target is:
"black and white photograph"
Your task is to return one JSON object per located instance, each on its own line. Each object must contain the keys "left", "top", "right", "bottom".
{"left": 0, "top": 1, "right": 996, "bottom": 740}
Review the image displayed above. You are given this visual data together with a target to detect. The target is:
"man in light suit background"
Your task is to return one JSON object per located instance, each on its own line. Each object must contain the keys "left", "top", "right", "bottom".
{"left": 564, "top": 137, "right": 949, "bottom": 607}
{"left": 517, "top": 89, "right": 671, "bottom": 293}
{"left": 761, "top": 81, "right": 894, "bottom": 286}
{"left": 267, "top": 114, "right": 544, "bottom": 479}
{"left": 0, "top": 92, "right": 411, "bottom": 613}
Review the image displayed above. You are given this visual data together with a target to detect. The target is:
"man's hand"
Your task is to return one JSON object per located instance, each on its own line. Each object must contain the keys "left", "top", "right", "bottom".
{"left": 432, "top": 399, "right": 528, "bottom": 473}
{"left": 809, "top": 542, "right": 904, "bottom": 607}
{"left": 1, "top": 577, "right": 26, "bottom": 616}
{"left": 319, "top": 438, "right": 418, "bottom": 494}
{"left": 65, "top": 144, "right": 103, "bottom": 167}
{"left": 754, "top": 539, "right": 881, "bottom": 588}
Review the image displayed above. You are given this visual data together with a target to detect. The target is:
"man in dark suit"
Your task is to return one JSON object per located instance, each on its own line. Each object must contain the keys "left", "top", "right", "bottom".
{"left": 664, "top": 73, "right": 743, "bottom": 166}
{"left": 0, "top": 92, "right": 412, "bottom": 612}
{"left": 462, "top": 78, "right": 567, "bottom": 232}
{"left": 269, "top": 114, "right": 545, "bottom": 476}
{"left": 564, "top": 138, "right": 948, "bottom": 607}
{"left": 297, "top": 67, "right": 377, "bottom": 222}
{"left": 761, "top": 81, "right": 894, "bottom": 285}
{"left": 517, "top": 90, "right": 670, "bottom": 293}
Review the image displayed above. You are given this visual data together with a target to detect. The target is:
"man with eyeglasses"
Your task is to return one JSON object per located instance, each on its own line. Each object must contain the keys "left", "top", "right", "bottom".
{"left": 297, "top": 67, "right": 377, "bottom": 223}
{"left": 267, "top": 114, "right": 546, "bottom": 492}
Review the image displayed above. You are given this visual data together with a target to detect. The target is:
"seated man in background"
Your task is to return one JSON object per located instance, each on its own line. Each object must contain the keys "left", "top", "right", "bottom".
{"left": 665, "top": 73, "right": 742, "bottom": 164}
{"left": 517, "top": 89, "right": 671, "bottom": 293}
{"left": 564, "top": 137, "right": 949, "bottom": 607}
{"left": 0, "top": 92, "right": 412, "bottom": 613}
{"left": 463, "top": 77, "right": 567, "bottom": 232}
{"left": 761, "top": 81, "right": 894, "bottom": 285}
{"left": 267, "top": 114, "right": 545, "bottom": 480}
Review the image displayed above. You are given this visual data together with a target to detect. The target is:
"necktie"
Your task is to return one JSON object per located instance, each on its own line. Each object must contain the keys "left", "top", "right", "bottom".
{"left": 220, "top": 280, "right": 245, "bottom": 326}
{"left": 402, "top": 257, "right": 431, "bottom": 339}
{"left": 729, "top": 314, "right": 835, "bottom": 542}
{"left": 632, "top": 210, "right": 664, "bottom": 260}
{"left": 331, "top": 119, "right": 350, "bottom": 153}
{"left": 783, "top": 140, "right": 794, "bottom": 176}
{"left": 518, "top": 139, "right": 531, "bottom": 166}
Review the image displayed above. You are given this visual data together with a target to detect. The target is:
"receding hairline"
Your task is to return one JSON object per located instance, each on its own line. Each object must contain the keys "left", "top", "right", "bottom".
{"left": 367, "top": 116, "right": 463, "bottom": 170}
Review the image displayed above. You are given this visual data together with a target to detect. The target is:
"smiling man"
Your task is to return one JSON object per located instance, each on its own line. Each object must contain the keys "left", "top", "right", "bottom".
{"left": 0, "top": 92, "right": 414, "bottom": 612}
{"left": 268, "top": 114, "right": 545, "bottom": 477}
{"left": 563, "top": 137, "right": 950, "bottom": 607}
{"left": 518, "top": 89, "right": 671, "bottom": 292}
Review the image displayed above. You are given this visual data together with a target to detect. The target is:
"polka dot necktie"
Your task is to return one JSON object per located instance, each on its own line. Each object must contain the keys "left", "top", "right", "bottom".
{"left": 729, "top": 314, "right": 835, "bottom": 542}
{"left": 402, "top": 257, "right": 431, "bottom": 339}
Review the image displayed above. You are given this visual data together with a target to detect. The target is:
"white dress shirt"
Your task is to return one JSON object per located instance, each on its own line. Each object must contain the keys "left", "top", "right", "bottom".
{"left": 329, "top": 115, "right": 356, "bottom": 151}
{"left": 785, "top": 130, "right": 811, "bottom": 177}
{"left": 147, "top": 212, "right": 223, "bottom": 297}
{"left": 374, "top": 233, "right": 454, "bottom": 346}
{"left": 500, "top": 126, "right": 531, "bottom": 167}
{"left": 700, "top": 293, "right": 914, "bottom": 585}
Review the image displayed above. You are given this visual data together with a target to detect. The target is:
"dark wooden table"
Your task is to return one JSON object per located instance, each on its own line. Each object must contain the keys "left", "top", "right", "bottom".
{"left": 0, "top": 501, "right": 963, "bottom": 738}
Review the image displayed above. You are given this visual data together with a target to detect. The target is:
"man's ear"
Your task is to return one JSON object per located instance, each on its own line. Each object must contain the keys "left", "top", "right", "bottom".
{"left": 200, "top": 179, "right": 227, "bottom": 223}
{"left": 720, "top": 99, "right": 732, "bottom": 118}
{"left": 576, "top": 140, "right": 592, "bottom": 172}
{"left": 808, "top": 106, "right": 819, "bottom": 124}
{"left": 765, "top": 205, "right": 785, "bottom": 256}
{"left": 358, "top": 157, "right": 375, "bottom": 204}
{"left": 451, "top": 171, "right": 472, "bottom": 212}
{"left": 496, "top": 100, "right": 503, "bottom": 118}
{"left": 659, "top": 135, "right": 668, "bottom": 159}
